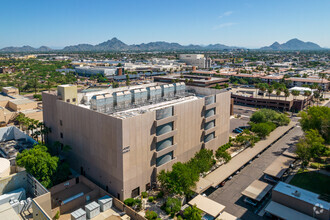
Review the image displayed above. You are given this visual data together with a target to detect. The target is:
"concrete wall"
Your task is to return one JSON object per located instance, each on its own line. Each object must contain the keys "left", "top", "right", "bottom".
{"left": 43, "top": 92, "right": 124, "bottom": 200}
{"left": 32, "top": 192, "right": 52, "bottom": 220}
{"left": 0, "top": 171, "right": 28, "bottom": 195}
{"left": 42, "top": 88, "right": 230, "bottom": 200}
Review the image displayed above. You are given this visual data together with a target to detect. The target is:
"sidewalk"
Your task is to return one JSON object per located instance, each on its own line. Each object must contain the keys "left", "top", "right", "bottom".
{"left": 195, "top": 121, "right": 297, "bottom": 192}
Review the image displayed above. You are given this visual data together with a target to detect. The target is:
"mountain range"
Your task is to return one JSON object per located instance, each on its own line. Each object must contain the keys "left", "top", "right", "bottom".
{"left": 260, "top": 38, "right": 323, "bottom": 51}
{"left": 0, "top": 38, "right": 325, "bottom": 52}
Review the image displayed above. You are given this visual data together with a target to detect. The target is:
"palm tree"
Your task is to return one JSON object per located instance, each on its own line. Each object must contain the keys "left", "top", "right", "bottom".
{"left": 313, "top": 90, "right": 321, "bottom": 106}
{"left": 267, "top": 86, "right": 274, "bottom": 99}
{"left": 284, "top": 89, "right": 290, "bottom": 101}
{"left": 276, "top": 89, "right": 281, "bottom": 100}
{"left": 254, "top": 83, "right": 259, "bottom": 97}
{"left": 291, "top": 90, "right": 300, "bottom": 101}
{"left": 318, "top": 72, "right": 327, "bottom": 96}
{"left": 259, "top": 84, "right": 266, "bottom": 97}
{"left": 303, "top": 90, "right": 312, "bottom": 109}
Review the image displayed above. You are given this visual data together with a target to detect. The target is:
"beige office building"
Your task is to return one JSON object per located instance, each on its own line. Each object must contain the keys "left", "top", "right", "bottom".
{"left": 42, "top": 83, "right": 230, "bottom": 200}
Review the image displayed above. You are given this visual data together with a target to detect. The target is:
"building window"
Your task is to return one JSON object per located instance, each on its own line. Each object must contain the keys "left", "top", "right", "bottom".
{"left": 204, "top": 132, "right": 215, "bottom": 143}
{"left": 60, "top": 120, "right": 62, "bottom": 126}
{"left": 73, "top": 98, "right": 76, "bottom": 102}
{"left": 146, "top": 183, "right": 151, "bottom": 191}
{"left": 156, "top": 151, "right": 173, "bottom": 167}
{"left": 60, "top": 133, "right": 63, "bottom": 139}
{"left": 66, "top": 99, "right": 70, "bottom": 102}
{"left": 131, "top": 187, "right": 140, "bottom": 198}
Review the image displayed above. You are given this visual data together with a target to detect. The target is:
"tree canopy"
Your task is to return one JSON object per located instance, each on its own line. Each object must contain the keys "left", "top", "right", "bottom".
{"left": 16, "top": 145, "right": 58, "bottom": 188}
{"left": 299, "top": 106, "right": 330, "bottom": 144}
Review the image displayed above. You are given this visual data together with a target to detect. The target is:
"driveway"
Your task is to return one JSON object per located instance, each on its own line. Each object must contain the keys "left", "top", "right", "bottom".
{"left": 207, "top": 126, "right": 303, "bottom": 219}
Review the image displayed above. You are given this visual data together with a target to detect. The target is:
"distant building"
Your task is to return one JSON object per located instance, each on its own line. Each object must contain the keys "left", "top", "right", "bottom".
{"left": 0, "top": 87, "right": 42, "bottom": 124}
{"left": 285, "top": 77, "right": 329, "bottom": 90}
{"left": 42, "top": 83, "right": 230, "bottom": 200}
{"left": 179, "top": 54, "right": 211, "bottom": 69}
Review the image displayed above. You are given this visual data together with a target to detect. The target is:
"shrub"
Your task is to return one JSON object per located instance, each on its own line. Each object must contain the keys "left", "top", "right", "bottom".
{"left": 141, "top": 191, "right": 148, "bottom": 198}
{"left": 250, "top": 108, "right": 290, "bottom": 126}
{"left": 251, "top": 122, "right": 276, "bottom": 138}
{"left": 33, "top": 94, "right": 42, "bottom": 101}
{"left": 156, "top": 191, "right": 164, "bottom": 199}
{"left": 148, "top": 196, "right": 154, "bottom": 202}
{"left": 215, "top": 150, "right": 231, "bottom": 163}
{"left": 145, "top": 210, "right": 158, "bottom": 220}
{"left": 164, "top": 197, "right": 181, "bottom": 216}
{"left": 54, "top": 211, "right": 60, "bottom": 219}
{"left": 124, "top": 198, "right": 135, "bottom": 206}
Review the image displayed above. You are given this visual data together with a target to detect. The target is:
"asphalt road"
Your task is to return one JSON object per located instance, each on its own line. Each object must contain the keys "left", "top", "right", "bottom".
{"left": 207, "top": 125, "right": 303, "bottom": 219}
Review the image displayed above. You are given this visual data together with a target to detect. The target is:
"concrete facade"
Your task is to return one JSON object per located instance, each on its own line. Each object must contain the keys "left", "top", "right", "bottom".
{"left": 42, "top": 84, "right": 230, "bottom": 200}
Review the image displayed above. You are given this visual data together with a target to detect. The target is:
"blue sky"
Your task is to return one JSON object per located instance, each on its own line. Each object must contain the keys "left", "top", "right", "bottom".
{"left": 1, "top": 0, "right": 329, "bottom": 48}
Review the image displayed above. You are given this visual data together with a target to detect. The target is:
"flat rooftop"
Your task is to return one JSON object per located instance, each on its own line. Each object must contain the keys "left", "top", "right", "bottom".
{"left": 77, "top": 83, "right": 225, "bottom": 119}
{"left": 273, "top": 182, "right": 330, "bottom": 210}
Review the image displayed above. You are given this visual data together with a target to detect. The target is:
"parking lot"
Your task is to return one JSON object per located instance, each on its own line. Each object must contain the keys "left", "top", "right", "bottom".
{"left": 207, "top": 126, "right": 303, "bottom": 219}
{"left": 230, "top": 105, "right": 257, "bottom": 136}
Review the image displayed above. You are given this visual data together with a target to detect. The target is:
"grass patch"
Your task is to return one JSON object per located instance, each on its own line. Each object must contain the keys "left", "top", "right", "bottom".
{"left": 289, "top": 169, "right": 330, "bottom": 202}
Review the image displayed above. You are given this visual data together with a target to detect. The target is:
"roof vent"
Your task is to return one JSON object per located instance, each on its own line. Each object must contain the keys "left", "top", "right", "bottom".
{"left": 292, "top": 190, "right": 301, "bottom": 197}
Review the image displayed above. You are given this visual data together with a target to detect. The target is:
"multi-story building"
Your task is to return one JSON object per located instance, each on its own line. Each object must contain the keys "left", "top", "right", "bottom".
{"left": 42, "top": 83, "right": 230, "bottom": 200}
{"left": 179, "top": 54, "right": 211, "bottom": 69}
{"left": 285, "top": 77, "right": 329, "bottom": 90}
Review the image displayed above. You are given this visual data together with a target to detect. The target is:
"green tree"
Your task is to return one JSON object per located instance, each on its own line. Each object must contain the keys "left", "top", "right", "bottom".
{"left": 299, "top": 106, "right": 330, "bottom": 144}
{"left": 251, "top": 122, "right": 276, "bottom": 138}
{"left": 158, "top": 162, "right": 199, "bottom": 195}
{"left": 183, "top": 205, "right": 203, "bottom": 220}
{"left": 16, "top": 145, "right": 58, "bottom": 188}
{"left": 267, "top": 86, "right": 274, "bottom": 99}
{"left": 126, "top": 74, "right": 130, "bottom": 86}
{"left": 145, "top": 210, "right": 158, "bottom": 220}
{"left": 284, "top": 89, "right": 290, "bottom": 101}
{"left": 164, "top": 197, "right": 181, "bottom": 216}
{"left": 291, "top": 90, "right": 300, "bottom": 100}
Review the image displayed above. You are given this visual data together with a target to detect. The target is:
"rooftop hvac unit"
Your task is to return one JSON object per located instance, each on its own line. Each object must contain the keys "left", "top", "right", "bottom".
{"left": 90, "top": 95, "right": 105, "bottom": 113}
{"left": 85, "top": 201, "right": 100, "bottom": 219}
{"left": 104, "top": 93, "right": 114, "bottom": 113}
{"left": 147, "top": 87, "right": 156, "bottom": 102}
{"left": 71, "top": 208, "right": 86, "bottom": 220}
{"left": 113, "top": 91, "right": 125, "bottom": 109}
{"left": 98, "top": 195, "right": 113, "bottom": 212}
{"left": 174, "top": 82, "right": 185, "bottom": 96}
{"left": 154, "top": 86, "right": 162, "bottom": 101}
{"left": 140, "top": 88, "right": 148, "bottom": 104}
{"left": 123, "top": 90, "right": 132, "bottom": 108}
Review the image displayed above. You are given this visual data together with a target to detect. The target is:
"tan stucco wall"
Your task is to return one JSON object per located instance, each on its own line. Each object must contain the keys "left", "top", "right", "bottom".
{"left": 32, "top": 192, "right": 52, "bottom": 220}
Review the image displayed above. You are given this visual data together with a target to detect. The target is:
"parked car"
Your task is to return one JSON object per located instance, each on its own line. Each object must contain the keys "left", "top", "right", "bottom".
{"left": 233, "top": 128, "right": 242, "bottom": 133}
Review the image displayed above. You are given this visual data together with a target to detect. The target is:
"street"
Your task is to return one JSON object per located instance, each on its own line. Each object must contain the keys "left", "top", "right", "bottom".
{"left": 207, "top": 125, "right": 303, "bottom": 219}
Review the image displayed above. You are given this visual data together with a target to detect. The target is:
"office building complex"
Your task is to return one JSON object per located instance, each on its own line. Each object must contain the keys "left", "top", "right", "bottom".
{"left": 42, "top": 83, "right": 230, "bottom": 200}
{"left": 179, "top": 54, "right": 211, "bottom": 69}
